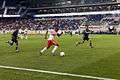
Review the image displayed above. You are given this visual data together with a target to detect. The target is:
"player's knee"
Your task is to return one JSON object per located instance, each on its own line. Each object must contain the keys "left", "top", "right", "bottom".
{"left": 55, "top": 44, "right": 59, "bottom": 46}
{"left": 15, "top": 41, "right": 18, "bottom": 45}
{"left": 47, "top": 46, "right": 50, "bottom": 49}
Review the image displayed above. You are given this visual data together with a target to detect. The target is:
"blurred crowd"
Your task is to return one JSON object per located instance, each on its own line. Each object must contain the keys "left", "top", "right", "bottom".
{"left": 0, "top": 15, "right": 120, "bottom": 34}
{"left": 0, "top": 18, "right": 83, "bottom": 31}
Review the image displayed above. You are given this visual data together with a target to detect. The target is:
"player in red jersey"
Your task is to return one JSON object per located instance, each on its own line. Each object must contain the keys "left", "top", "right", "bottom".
{"left": 40, "top": 28, "right": 63, "bottom": 55}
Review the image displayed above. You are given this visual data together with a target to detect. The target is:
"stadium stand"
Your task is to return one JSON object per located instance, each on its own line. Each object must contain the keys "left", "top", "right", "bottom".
{"left": 0, "top": 0, "right": 120, "bottom": 34}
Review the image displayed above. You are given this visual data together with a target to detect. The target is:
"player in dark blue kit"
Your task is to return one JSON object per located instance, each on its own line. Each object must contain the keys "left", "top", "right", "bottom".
{"left": 6, "top": 28, "right": 19, "bottom": 52}
{"left": 76, "top": 25, "right": 93, "bottom": 48}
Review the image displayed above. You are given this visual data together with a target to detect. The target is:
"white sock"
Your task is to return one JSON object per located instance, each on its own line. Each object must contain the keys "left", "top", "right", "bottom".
{"left": 52, "top": 46, "right": 58, "bottom": 54}
{"left": 41, "top": 47, "right": 47, "bottom": 53}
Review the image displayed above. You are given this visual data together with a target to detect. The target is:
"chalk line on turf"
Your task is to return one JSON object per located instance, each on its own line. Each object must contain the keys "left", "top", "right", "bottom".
{"left": 0, "top": 65, "right": 117, "bottom": 80}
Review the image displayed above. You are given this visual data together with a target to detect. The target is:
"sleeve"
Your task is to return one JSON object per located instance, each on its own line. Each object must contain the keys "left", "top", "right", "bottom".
{"left": 57, "top": 30, "right": 63, "bottom": 37}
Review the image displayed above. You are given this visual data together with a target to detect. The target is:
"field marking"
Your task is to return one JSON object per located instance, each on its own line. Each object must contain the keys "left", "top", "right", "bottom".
{"left": 0, "top": 65, "right": 117, "bottom": 80}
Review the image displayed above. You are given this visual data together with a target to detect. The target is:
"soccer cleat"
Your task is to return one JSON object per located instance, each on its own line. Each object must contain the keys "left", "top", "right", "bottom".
{"left": 90, "top": 46, "right": 93, "bottom": 48}
{"left": 16, "top": 50, "right": 19, "bottom": 52}
{"left": 39, "top": 51, "right": 43, "bottom": 55}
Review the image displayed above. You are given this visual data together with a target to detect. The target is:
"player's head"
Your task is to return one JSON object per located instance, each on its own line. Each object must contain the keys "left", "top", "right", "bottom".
{"left": 85, "top": 24, "right": 89, "bottom": 28}
{"left": 85, "top": 25, "right": 89, "bottom": 31}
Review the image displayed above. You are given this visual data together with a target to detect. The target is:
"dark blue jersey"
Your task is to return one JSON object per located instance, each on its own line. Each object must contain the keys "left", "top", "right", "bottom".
{"left": 83, "top": 30, "right": 90, "bottom": 38}
{"left": 12, "top": 30, "right": 19, "bottom": 38}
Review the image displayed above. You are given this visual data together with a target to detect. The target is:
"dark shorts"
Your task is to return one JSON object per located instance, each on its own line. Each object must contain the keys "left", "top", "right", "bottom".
{"left": 83, "top": 37, "right": 89, "bottom": 41}
{"left": 12, "top": 37, "right": 18, "bottom": 43}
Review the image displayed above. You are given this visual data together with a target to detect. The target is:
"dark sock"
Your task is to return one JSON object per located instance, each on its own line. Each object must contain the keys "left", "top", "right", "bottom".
{"left": 89, "top": 41, "right": 93, "bottom": 48}
{"left": 16, "top": 47, "right": 18, "bottom": 50}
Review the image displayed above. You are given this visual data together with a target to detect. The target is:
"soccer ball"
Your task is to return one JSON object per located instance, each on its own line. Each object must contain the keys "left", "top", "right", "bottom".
{"left": 60, "top": 52, "right": 65, "bottom": 57}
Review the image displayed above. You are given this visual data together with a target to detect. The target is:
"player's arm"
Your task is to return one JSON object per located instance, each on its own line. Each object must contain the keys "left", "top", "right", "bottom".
{"left": 57, "top": 32, "right": 63, "bottom": 37}
{"left": 45, "top": 30, "right": 48, "bottom": 39}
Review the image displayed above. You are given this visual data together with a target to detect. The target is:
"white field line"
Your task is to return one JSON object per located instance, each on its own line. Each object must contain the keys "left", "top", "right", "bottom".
{"left": 0, "top": 65, "right": 117, "bottom": 80}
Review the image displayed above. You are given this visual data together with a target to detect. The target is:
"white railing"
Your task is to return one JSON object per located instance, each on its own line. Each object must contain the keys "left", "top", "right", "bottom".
{"left": 0, "top": 10, "right": 120, "bottom": 17}
{"left": 34, "top": 10, "right": 120, "bottom": 17}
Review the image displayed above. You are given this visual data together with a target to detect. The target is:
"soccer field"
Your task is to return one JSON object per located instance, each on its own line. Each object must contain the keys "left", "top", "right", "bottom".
{"left": 0, "top": 34, "right": 120, "bottom": 80}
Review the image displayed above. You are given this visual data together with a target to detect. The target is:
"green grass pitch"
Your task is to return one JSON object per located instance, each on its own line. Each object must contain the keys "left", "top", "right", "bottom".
{"left": 0, "top": 34, "right": 120, "bottom": 80}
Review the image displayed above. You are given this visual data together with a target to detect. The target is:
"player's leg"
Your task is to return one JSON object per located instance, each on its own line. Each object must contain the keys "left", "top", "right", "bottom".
{"left": 89, "top": 40, "right": 93, "bottom": 48}
{"left": 76, "top": 38, "right": 85, "bottom": 46}
{"left": 70, "top": 31, "right": 72, "bottom": 36}
{"left": 15, "top": 39, "right": 19, "bottom": 52}
{"left": 40, "top": 47, "right": 48, "bottom": 53}
{"left": 51, "top": 40, "right": 59, "bottom": 55}
{"left": 10, "top": 39, "right": 14, "bottom": 46}
{"left": 6, "top": 38, "right": 14, "bottom": 46}
{"left": 40, "top": 40, "right": 52, "bottom": 54}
